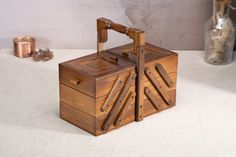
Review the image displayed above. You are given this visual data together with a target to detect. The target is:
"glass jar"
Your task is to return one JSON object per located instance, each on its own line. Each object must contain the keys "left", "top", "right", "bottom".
{"left": 204, "top": 0, "right": 235, "bottom": 65}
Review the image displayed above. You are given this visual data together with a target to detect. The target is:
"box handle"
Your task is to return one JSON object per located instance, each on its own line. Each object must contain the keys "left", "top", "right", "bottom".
{"left": 97, "top": 17, "right": 145, "bottom": 56}
{"left": 97, "top": 17, "right": 145, "bottom": 122}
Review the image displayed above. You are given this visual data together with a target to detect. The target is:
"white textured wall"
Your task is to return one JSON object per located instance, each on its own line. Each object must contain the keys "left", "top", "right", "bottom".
{"left": 0, "top": 0, "right": 235, "bottom": 50}
{"left": 0, "top": 0, "right": 130, "bottom": 49}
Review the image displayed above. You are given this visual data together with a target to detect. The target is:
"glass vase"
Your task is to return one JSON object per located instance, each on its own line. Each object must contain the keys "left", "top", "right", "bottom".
{"left": 204, "top": 0, "right": 235, "bottom": 65}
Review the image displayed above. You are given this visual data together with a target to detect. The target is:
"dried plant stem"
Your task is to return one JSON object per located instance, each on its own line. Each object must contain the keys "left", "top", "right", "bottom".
{"left": 205, "top": 0, "right": 235, "bottom": 65}
{"left": 213, "top": 0, "right": 217, "bottom": 26}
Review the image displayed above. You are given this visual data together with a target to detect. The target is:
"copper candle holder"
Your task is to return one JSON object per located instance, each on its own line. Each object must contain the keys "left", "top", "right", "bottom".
{"left": 13, "top": 37, "right": 36, "bottom": 58}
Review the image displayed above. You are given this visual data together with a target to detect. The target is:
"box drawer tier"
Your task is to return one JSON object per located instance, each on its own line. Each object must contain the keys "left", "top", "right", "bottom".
{"left": 59, "top": 53, "right": 136, "bottom": 98}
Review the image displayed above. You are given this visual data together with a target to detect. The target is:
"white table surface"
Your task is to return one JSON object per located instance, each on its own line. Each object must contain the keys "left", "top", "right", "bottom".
{"left": 0, "top": 49, "right": 236, "bottom": 157}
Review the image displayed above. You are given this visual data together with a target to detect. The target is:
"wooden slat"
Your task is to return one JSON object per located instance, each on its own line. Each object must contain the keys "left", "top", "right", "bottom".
{"left": 96, "top": 69, "right": 134, "bottom": 98}
{"left": 136, "top": 46, "right": 145, "bottom": 121}
{"left": 144, "top": 90, "right": 176, "bottom": 117}
{"left": 100, "top": 76, "right": 123, "bottom": 112}
{"left": 144, "top": 87, "right": 162, "bottom": 110}
{"left": 145, "top": 68, "right": 174, "bottom": 106}
{"left": 155, "top": 64, "right": 174, "bottom": 88}
{"left": 102, "top": 72, "right": 136, "bottom": 131}
{"left": 114, "top": 92, "right": 135, "bottom": 126}
{"left": 145, "top": 55, "right": 178, "bottom": 80}
{"left": 60, "top": 90, "right": 176, "bottom": 136}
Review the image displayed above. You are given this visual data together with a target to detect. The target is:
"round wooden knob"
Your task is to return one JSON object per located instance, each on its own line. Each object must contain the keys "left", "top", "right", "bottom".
{"left": 70, "top": 79, "right": 81, "bottom": 85}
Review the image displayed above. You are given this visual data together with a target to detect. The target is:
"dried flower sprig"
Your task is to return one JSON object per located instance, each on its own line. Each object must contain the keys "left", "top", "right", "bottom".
{"left": 32, "top": 48, "right": 54, "bottom": 61}
{"left": 216, "top": 0, "right": 230, "bottom": 5}
{"left": 216, "top": 0, "right": 236, "bottom": 9}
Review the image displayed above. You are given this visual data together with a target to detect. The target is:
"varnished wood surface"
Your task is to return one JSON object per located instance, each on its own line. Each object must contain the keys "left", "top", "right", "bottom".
{"left": 60, "top": 83, "right": 134, "bottom": 117}
{"left": 59, "top": 72, "right": 176, "bottom": 117}
{"left": 59, "top": 18, "right": 178, "bottom": 136}
{"left": 97, "top": 17, "right": 145, "bottom": 45}
{"left": 60, "top": 62, "right": 176, "bottom": 101}
{"left": 155, "top": 64, "right": 174, "bottom": 87}
{"left": 60, "top": 89, "right": 176, "bottom": 136}
{"left": 60, "top": 102, "right": 97, "bottom": 135}
{"left": 143, "top": 90, "right": 176, "bottom": 117}
{"left": 95, "top": 69, "right": 135, "bottom": 98}
{"left": 114, "top": 92, "right": 135, "bottom": 126}
{"left": 59, "top": 64, "right": 95, "bottom": 98}
{"left": 100, "top": 76, "right": 123, "bottom": 112}
{"left": 144, "top": 87, "right": 162, "bottom": 110}
{"left": 102, "top": 72, "right": 136, "bottom": 131}
{"left": 145, "top": 68, "right": 173, "bottom": 106}
{"left": 60, "top": 102, "right": 135, "bottom": 136}
{"left": 60, "top": 53, "right": 135, "bottom": 78}
{"left": 107, "top": 43, "right": 178, "bottom": 63}
{"left": 106, "top": 50, "right": 178, "bottom": 82}
{"left": 136, "top": 45, "right": 145, "bottom": 122}
{"left": 60, "top": 61, "right": 135, "bottom": 98}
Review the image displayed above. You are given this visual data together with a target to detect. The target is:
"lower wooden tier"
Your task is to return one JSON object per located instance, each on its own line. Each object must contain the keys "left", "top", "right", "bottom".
{"left": 60, "top": 90, "right": 176, "bottom": 136}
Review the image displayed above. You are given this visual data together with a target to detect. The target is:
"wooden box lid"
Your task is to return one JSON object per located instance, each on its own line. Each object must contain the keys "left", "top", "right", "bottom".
{"left": 60, "top": 52, "right": 135, "bottom": 78}
{"left": 59, "top": 52, "right": 136, "bottom": 98}
{"left": 107, "top": 43, "right": 178, "bottom": 64}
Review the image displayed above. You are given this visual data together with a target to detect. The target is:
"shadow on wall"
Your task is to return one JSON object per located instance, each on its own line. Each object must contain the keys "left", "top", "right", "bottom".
{"left": 230, "top": 0, "right": 236, "bottom": 50}
{"left": 120, "top": 0, "right": 212, "bottom": 50}
{"left": 120, "top": 0, "right": 236, "bottom": 50}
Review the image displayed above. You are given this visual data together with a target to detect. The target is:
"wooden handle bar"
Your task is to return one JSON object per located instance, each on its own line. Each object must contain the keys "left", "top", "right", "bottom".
{"left": 97, "top": 17, "right": 144, "bottom": 44}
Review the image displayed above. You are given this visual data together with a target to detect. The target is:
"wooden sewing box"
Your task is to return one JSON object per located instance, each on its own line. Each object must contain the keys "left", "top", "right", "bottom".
{"left": 59, "top": 18, "right": 178, "bottom": 136}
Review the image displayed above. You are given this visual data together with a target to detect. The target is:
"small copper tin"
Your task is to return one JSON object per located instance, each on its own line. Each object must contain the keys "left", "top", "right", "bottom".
{"left": 13, "top": 36, "right": 36, "bottom": 58}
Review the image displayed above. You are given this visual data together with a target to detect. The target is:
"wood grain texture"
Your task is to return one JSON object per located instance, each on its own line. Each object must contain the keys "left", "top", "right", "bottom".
{"left": 60, "top": 89, "right": 176, "bottom": 136}
{"left": 97, "top": 17, "right": 144, "bottom": 43}
{"left": 114, "top": 92, "right": 135, "bottom": 126}
{"left": 107, "top": 43, "right": 177, "bottom": 64}
{"left": 155, "top": 63, "right": 174, "bottom": 87}
{"left": 100, "top": 76, "right": 123, "bottom": 112}
{"left": 145, "top": 68, "right": 173, "bottom": 106}
{"left": 60, "top": 102, "right": 96, "bottom": 135}
{"left": 59, "top": 64, "right": 95, "bottom": 98}
{"left": 59, "top": 72, "right": 176, "bottom": 117}
{"left": 60, "top": 102, "right": 135, "bottom": 136}
{"left": 143, "top": 90, "right": 176, "bottom": 117}
{"left": 107, "top": 43, "right": 178, "bottom": 82}
{"left": 144, "top": 87, "right": 162, "bottom": 110}
{"left": 102, "top": 72, "right": 136, "bottom": 131}
{"left": 59, "top": 53, "right": 136, "bottom": 98}
{"left": 60, "top": 83, "right": 135, "bottom": 117}
{"left": 136, "top": 46, "right": 145, "bottom": 121}
{"left": 105, "top": 42, "right": 178, "bottom": 126}
{"left": 59, "top": 19, "right": 178, "bottom": 136}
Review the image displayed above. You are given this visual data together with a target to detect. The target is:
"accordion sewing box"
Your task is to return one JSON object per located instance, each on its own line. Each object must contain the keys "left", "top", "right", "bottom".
{"left": 59, "top": 18, "right": 178, "bottom": 136}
